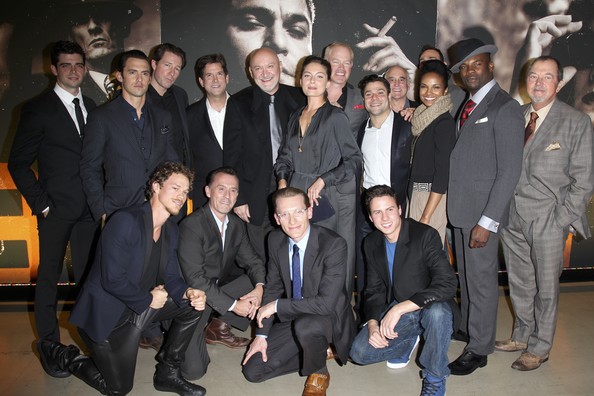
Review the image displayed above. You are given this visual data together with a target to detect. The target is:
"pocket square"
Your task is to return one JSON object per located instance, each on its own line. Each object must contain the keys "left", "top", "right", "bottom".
{"left": 545, "top": 142, "right": 561, "bottom": 151}
{"left": 475, "top": 117, "right": 488, "bottom": 124}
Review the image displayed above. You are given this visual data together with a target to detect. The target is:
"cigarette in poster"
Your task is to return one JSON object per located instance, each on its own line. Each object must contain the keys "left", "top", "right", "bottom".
{"left": 378, "top": 16, "right": 397, "bottom": 37}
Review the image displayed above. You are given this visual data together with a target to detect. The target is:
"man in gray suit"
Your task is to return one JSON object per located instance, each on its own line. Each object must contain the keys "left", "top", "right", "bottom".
{"left": 447, "top": 39, "right": 524, "bottom": 376}
{"left": 496, "top": 56, "right": 594, "bottom": 371}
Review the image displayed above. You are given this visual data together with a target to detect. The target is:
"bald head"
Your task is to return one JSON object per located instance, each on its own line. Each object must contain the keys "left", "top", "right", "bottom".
{"left": 249, "top": 47, "right": 282, "bottom": 94}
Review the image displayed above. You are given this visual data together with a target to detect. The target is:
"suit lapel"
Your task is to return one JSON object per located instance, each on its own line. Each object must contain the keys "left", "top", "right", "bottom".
{"left": 114, "top": 96, "right": 145, "bottom": 159}
{"left": 302, "top": 226, "right": 320, "bottom": 297}
{"left": 50, "top": 91, "right": 83, "bottom": 142}
{"left": 201, "top": 99, "right": 223, "bottom": 150}
{"left": 525, "top": 100, "right": 560, "bottom": 156}
{"left": 371, "top": 233, "right": 391, "bottom": 292}
{"left": 143, "top": 205, "right": 153, "bottom": 270}
{"left": 159, "top": 222, "right": 170, "bottom": 279}
{"left": 392, "top": 221, "right": 410, "bottom": 288}
{"left": 458, "top": 84, "right": 500, "bottom": 136}
{"left": 277, "top": 235, "right": 292, "bottom": 296}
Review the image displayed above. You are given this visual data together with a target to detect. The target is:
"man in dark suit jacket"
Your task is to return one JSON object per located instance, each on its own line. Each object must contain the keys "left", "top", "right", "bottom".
{"left": 178, "top": 167, "right": 266, "bottom": 379}
{"left": 80, "top": 50, "right": 179, "bottom": 223}
{"left": 242, "top": 187, "right": 355, "bottom": 396}
{"left": 447, "top": 39, "right": 524, "bottom": 375}
{"left": 349, "top": 185, "right": 457, "bottom": 396}
{"left": 187, "top": 53, "right": 230, "bottom": 208}
{"left": 223, "top": 47, "right": 305, "bottom": 260}
{"left": 8, "top": 41, "right": 100, "bottom": 370}
{"left": 39, "top": 162, "right": 207, "bottom": 396}
{"left": 355, "top": 75, "right": 411, "bottom": 314}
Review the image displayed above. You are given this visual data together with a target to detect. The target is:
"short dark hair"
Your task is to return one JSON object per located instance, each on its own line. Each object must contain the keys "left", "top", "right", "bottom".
{"left": 150, "top": 43, "right": 187, "bottom": 69}
{"left": 364, "top": 185, "right": 399, "bottom": 214}
{"left": 530, "top": 55, "right": 564, "bottom": 82}
{"left": 301, "top": 55, "right": 331, "bottom": 78}
{"left": 272, "top": 187, "right": 310, "bottom": 212}
{"left": 195, "top": 53, "right": 229, "bottom": 79}
{"left": 51, "top": 40, "right": 85, "bottom": 67}
{"left": 419, "top": 45, "right": 445, "bottom": 63}
{"left": 358, "top": 74, "right": 390, "bottom": 97}
{"left": 117, "top": 49, "right": 149, "bottom": 73}
{"left": 206, "top": 166, "right": 237, "bottom": 187}
{"left": 417, "top": 59, "right": 450, "bottom": 90}
{"left": 145, "top": 161, "right": 194, "bottom": 200}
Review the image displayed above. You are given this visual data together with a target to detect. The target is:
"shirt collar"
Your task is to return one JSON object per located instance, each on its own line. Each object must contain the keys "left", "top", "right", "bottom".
{"left": 54, "top": 83, "right": 81, "bottom": 104}
{"left": 469, "top": 79, "right": 496, "bottom": 106}
{"left": 366, "top": 110, "right": 394, "bottom": 130}
{"left": 209, "top": 206, "right": 229, "bottom": 232}
{"left": 289, "top": 225, "right": 311, "bottom": 253}
{"left": 206, "top": 93, "right": 230, "bottom": 112}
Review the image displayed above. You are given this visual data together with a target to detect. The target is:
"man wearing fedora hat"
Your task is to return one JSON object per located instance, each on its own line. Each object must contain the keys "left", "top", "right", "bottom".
{"left": 446, "top": 38, "right": 524, "bottom": 375}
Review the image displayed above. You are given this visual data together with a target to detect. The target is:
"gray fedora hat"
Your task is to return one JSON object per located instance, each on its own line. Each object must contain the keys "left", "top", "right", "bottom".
{"left": 449, "top": 38, "right": 497, "bottom": 73}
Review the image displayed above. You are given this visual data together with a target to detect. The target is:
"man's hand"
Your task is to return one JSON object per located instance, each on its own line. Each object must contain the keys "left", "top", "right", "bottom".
{"left": 399, "top": 107, "right": 415, "bottom": 122}
{"left": 256, "top": 301, "right": 276, "bottom": 328}
{"left": 150, "top": 285, "right": 168, "bottom": 309}
{"left": 469, "top": 224, "right": 490, "bottom": 249}
{"left": 239, "top": 285, "right": 264, "bottom": 319}
{"left": 185, "top": 288, "right": 206, "bottom": 311}
{"left": 278, "top": 179, "right": 288, "bottom": 189}
{"left": 307, "top": 177, "right": 326, "bottom": 207}
{"left": 233, "top": 298, "right": 256, "bottom": 318}
{"left": 242, "top": 336, "right": 268, "bottom": 365}
{"left": 367, "top": 320, "right": 389, "bottom": 349}
{"left": 379, "top": 305, "right": 402, "bottom": 340}
{"left": 234, "top": 204, "right": 251, "bottom": 223}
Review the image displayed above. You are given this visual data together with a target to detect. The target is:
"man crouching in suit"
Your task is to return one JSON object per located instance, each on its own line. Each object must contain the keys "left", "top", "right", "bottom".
{"left": 242, "top": 187, "right": 356, "bottom": 396}
{"left": 38, "top": 162, "right": 208, "bottom": 396}
{"left": 178, "top": 166, "right": 266, "bottom": 380}
{"left": 349, "top": 185, "right": 457, "bottom": 396}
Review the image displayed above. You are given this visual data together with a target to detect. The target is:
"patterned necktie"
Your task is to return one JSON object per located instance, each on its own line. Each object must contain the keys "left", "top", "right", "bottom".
{"left": 72, "top": 98, "right": 85, "bottom": 139}
{"left": 524, "top": 111, "right": 539, "bottom": 144}
{"left": 269, "top": 95, "right": 282, "bottom": 164}
{"left": 459, "top": 99, "right": 476, "bottom": 128}
{"left": 292, "top": 244, "right": 302, "bottom": 300}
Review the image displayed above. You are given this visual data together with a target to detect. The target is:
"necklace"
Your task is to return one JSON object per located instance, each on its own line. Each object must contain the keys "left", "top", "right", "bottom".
{"left": 298, "top": 131, "right": 305, "bottom": 152}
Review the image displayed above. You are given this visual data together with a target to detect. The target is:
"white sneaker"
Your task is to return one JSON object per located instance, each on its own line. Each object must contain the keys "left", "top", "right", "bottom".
{"left": 386, "top": 335, "right": 421, "bottom": 369}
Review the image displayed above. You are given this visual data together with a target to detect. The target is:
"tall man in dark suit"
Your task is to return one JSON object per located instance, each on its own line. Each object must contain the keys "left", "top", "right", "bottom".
{"left": 496, "top": 56, "right": 594, "bottom": 371}
{"left": 148, "top": 43, "right": 191, "bottom": 168}
{"left": 355, "top": 74, "right": 411, "bottom": 315}
{"left": 447, "top": 39, "right": 524, "bottom": 375}
{"left": 8, "top": 41, "right": 100, "bottom": 373}
{"left": 223, "top": 47, "right": 305, "bottom": 260}
{"left": 178, "top": 167, "right": 266, "bottom": 379}
{"left": 40, "top": 162, "right": 207, "bottom": 396}
{"left": 80, "top": 49, "right": 178, "bottom": 224}
{"left": 349, "top": 185, "right": 457, "bottom": 396}
{"left": 187, "top": 53, "right": 230, "bottom": 208}
{"left": 242, "top": 187, "right": 355, "bottom": 396}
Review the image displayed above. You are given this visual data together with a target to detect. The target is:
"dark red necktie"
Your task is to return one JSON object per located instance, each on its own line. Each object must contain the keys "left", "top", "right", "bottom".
{"left": 459, "top": 99, "right": 476, "bottom": 128}
{"left": 524, "top": 111, "right": 539, "bottom": 144}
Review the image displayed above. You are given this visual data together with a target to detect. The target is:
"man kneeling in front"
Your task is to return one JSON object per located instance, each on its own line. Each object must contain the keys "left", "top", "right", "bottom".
{"left": 350, "top": 185, "right": 457, "bottom": 396}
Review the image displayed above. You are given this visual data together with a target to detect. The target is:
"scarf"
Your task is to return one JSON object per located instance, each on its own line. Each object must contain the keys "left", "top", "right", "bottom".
{"left": 411, "top": 94, "right": 453, "bottom": 136}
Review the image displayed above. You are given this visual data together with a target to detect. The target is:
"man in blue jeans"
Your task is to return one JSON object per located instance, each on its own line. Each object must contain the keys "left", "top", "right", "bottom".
{"left": 350, "top": 185, "right": 457, "bottom": 396}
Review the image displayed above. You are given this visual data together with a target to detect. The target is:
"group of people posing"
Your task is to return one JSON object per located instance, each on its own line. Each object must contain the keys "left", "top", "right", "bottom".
{"left": 7, "top": 31, "right": 593, "bottom": 396}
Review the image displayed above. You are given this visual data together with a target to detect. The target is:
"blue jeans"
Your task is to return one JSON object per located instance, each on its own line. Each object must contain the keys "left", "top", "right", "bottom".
{"left": 350, "top": 301, "right": 452, "bottom": 378}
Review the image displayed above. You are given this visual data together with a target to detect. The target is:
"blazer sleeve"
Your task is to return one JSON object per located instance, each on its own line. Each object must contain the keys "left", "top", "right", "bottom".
{"left": 362, "top": 233, "right": 390, "bottom": 322}
{"left": 80, "top": 109, "right": 107, "bottom": 220}
{"left": 8, "top": 101, "right": 49, "bottom": 215}
{"left": 320, "top": 110, "right": 362, "bottom": 187}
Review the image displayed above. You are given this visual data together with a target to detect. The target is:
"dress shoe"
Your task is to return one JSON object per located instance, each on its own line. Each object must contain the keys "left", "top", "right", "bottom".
{"left": 494, "top": 338, "right": 528, "bottom": 352}
{"left": 511, "top": 351, "right": 549, "bottom": 371}
{"left": 448, "top": 350, "right": 487, "bottom": 375}
{"left": 451, "top": 330, "right": 469, "bottom": 343}
{"left": 36, "top": 340, "right": 71, "bottom": 378}
{"left": 154, "top": 364, "right": 206, "bottom": 396}
{"left": 205, "top": 318, "right": 250, "bottom": 349}
{"left": 387, "top": 335, "right": 420, "bottom": 369}
{"left": 139, "top": 335, "right": 164, "bottom": 351}
{"left": 303, "top": 372, "right": 330, "bottom": 396}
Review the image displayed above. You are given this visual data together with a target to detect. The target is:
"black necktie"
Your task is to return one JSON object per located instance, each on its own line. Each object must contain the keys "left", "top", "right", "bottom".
{"left": 292, "top": 244, "right": 302, "bottom": 300}
{"left": 72, "top": 98, "right": 85, "bottom": 139}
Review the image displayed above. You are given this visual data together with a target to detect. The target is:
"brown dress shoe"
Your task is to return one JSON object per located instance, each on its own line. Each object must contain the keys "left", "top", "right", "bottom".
{"left": 139, "top": 335, "right": 164, "bottom": 351}
{"left": 511, "top": 351, "right": 549, "bottom": 371}
{"left": 205, "top": 318, "right": 250, "bottom": 348}
{"left": 494, "top": 339, "right": 528, "bottom": 352}
{"left": 303, "top": 372, "right": 330, "bottom": 396}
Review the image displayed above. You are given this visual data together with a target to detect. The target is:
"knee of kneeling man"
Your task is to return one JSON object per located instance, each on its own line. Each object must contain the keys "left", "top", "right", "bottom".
{"left": 422, "top": 302, "right": 451, "bottom": 322}
{"left": 242, "top": 364, "right": 266, "bottom": 383}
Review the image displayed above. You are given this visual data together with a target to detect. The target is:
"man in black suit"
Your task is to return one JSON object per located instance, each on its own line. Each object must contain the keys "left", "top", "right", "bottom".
{"left": 40, "top": 162, "right": 207, "bottom": 396}
{"left": 223, "top": 47, "right": 305, "bottom": 260}
{"left": 178, "top": 167, "right": 266, "bottom": 379}
{"left": 355, "top": 75, "right": 411, "bottom": 315}
{"left": 187, "top": 53, "right": 230, "bottom": 208}
{"left": 148, "top": 43, "right": 191, "bottom": 168}
{"left": 242, "top": 187, "right": 355, "bottom": 396}
{"left": 80, "top": 49, "right": 178, "bottom": 224}
{"left": 349, "top": 185, "right": 457, "bottom": 396}
{"left": 8, "top": 41, "right": 100, "bottom": 374}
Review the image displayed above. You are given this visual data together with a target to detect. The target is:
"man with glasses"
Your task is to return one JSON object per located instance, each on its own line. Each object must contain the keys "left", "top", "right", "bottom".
{"left": 242, "top": 187, "right": 355, "bottom": 396}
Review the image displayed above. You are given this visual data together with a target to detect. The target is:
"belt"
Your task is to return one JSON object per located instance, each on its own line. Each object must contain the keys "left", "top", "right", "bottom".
{"left": 412, "top": 182, "right": 432, "bottom": 192}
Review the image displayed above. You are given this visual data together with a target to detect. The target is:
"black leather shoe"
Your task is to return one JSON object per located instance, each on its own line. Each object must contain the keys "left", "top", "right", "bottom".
{"left": 451, "top": 330, "right": 470, "bottom": 343}
{"left": 448, "top": 350, "right": 487, "bottom": 375}
{"left": 139, "top": 335, "right": 164, "bottom": 351}
{"left": 154, "top": 365, "right": 206, "bottom": 396}
{"left": 36, "top": 340, "right": 71, "bottom": 378}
